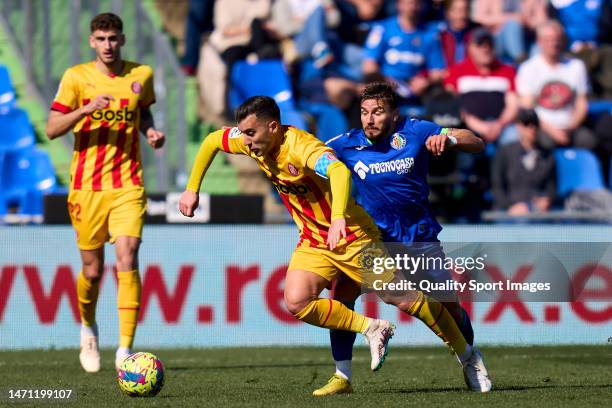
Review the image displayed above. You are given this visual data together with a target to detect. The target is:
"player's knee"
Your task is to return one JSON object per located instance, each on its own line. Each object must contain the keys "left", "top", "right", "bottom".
{"left": 82, "top": 262, "right": 103, "bottom": 280}
{"left": 284, "top": 294, "right": 314, "bottom": 316}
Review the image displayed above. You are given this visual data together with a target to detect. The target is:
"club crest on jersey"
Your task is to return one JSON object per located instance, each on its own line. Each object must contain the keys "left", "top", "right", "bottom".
{"left": 131, "top": 81, "right": 142, "bottom": 94}
{"left": 390, "top": 133, "right": 406, "bottom": 150}
{"left": 288, "top": 163, "right": 299, "bottom": 176}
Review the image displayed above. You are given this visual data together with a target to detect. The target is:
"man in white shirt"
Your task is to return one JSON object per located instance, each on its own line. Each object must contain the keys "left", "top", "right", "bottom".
{"left": 516, "top": 20, "right": 596, "bottom": 149}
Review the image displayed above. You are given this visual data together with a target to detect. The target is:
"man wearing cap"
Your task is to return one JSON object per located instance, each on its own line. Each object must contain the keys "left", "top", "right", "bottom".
{"left": 444, "top": 27, "right": 519, "bottom": 146}
{"left": 492, "top": 108, "right": 557, "bottom": 216}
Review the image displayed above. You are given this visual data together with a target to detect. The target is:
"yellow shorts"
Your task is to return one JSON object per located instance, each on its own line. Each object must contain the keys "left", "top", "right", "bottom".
{"left": 67, "top": 187, "right": 146, "bottom": 250}
{"left": 288, "top": 237, "right": 396, "bottom": 289}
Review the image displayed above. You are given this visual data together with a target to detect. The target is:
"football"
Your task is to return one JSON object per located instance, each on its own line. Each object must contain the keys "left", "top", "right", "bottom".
{"left": 117, "top": 352, "right": 165, "bottom": 397}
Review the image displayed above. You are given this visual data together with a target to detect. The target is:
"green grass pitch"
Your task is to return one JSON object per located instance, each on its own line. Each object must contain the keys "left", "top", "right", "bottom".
{"left": 1, "top": 346, "right": 610, "bottom": 407}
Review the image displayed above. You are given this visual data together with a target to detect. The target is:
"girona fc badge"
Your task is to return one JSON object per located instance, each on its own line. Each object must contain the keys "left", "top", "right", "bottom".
{"left": 288, "top": 163, "right": 299, "bottom": 176}
{"left": 131, "top": 81, "right": 142, "bottom": 94}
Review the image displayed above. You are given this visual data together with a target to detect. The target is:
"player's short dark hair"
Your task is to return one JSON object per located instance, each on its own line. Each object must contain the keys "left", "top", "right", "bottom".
{"left": 235, "top": 96, "right": 281, "bottom": 123}
{"left": 360, "top": 82, "right": 398, "bottom": 111}
{"left": 90, "top": 13, "right": 123, "bottom": 33}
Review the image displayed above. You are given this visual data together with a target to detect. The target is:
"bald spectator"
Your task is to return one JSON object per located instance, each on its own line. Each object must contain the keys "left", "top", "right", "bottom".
{"left": 516, "top": 21, "right": 596, "bottom": 150}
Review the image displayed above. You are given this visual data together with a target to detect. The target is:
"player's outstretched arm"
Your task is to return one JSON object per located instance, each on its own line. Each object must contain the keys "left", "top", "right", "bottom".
{"left": 179, "top": 131, "right": 225, "bottom": 217}
{"left": 425, "top": 128, "right": 484, "bottom": 156}
{"left": 46, "top": 94, "right": 114, "bottom": 139}
{"left": 140, "top": 107, "right": 165, "bottom": 149}
{"left": 326, "top": 161, "right": 350, "bottom": 250}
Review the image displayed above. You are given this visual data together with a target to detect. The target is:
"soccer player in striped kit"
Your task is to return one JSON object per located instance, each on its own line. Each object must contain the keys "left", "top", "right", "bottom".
{"left": 46, "top": 13, "right": 165, "bottom": 373}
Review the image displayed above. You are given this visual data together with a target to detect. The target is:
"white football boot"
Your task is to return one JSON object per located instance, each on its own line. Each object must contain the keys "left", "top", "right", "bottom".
{"left": 115, "top": 348, "right": 132, "bottom": 372}
{"left": 363, "top": 319, "right": 396, "bottom": 371}
{"left": 79, "top": 334, "right": 101, "bottom": 373}
{"left": 461, "top": 347, "right": 492, "bottom": 392}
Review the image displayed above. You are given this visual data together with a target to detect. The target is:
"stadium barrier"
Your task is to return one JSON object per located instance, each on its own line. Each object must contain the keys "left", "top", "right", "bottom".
{"left": 0, "top": 225, "right": 611, "bottom": 349}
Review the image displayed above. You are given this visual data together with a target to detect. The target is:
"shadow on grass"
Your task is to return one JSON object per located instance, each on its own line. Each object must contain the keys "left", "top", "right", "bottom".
{"left": 374, "top": 383, "right": 612, "bottom": 394}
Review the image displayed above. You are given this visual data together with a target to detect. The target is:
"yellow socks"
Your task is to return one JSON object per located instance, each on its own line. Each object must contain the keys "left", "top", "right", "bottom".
{"left": 117, "top": 269, "right": 141, "bottom": 349}
{"left": 294, "top": 299, "right": 370, "bottom": 333}
{"left": 408, "top": 291, "right": 470, "bottom": 358}
{"left": 77, "top": 270, "right": 100, "bottom": 328}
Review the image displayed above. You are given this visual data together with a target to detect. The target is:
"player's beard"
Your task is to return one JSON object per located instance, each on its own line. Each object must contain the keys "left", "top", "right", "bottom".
{"left": 366, "top": 121, "right": 393, "bottom": 141}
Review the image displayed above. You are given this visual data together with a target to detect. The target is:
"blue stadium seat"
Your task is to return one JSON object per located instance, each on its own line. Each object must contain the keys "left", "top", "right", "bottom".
{"left": 229, "top": 59, "right": 307, "bottom": 129}
{"left": 1, "top": 147, "right": 57, "bottom": 216}
{"left": 0, "top": 108, "right": 36, "bottom": 151}
{"left": 300, "top": 101, "right": 348, "bottom": 142}
{"left": 554, "top": 148, "right": 605, "bottom": 197}
{"left": 0, "top": 65, "right": 16, "bottom": 112}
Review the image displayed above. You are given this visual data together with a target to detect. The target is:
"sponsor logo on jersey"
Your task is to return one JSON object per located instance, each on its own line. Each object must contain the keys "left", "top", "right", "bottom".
{"left": 131, "top": 81, "right": 142, "bottom": 94}
{"left": 273, "top": 181, "right": 311, "bottom": 196}
{"left": 91, "top": 107, "right": 135, "bottom": 122}
{"left": 353, "top": 157, "right": 414, "bottom": 179}
{"left": 288, "top": 163, "right": 299, "bottom": 176}
{"left": 354, "top": 160, "right": 370, "bottom": 180}
{"left": 384, "top": 49, "right": 425, "bottom": 66}
{"left": 390, "top": 133, "right": 406, "bottom": 150}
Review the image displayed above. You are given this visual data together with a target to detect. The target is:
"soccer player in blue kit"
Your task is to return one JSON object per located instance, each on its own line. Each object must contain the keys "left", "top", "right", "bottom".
{"left": 313, "top": 82, "right": 492, "bottom": 395}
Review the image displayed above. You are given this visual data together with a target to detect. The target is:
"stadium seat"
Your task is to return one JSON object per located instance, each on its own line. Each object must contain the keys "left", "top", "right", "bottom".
{"left": 554, "top": 148, "right": 605, "bottom": 197}
{"left": 229, "top": 59, "right": 307, "bottom": 128}
{"left": 300, "top": 102, "right": 349, "bottom": 142}
{"left": 0, "top": 107, "right": 36, "bottom": 151}
{"left": 0, "top": 64, "right": 16, "bottom": 112}
{"left": 1, "top": 147, "right": 57, "bottom": 216}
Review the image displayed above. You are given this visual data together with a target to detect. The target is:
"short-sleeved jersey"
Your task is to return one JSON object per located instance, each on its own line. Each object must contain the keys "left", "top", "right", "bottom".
{"left": 51, "top": 61, "right": 155, "bottom": 191}
{"left": 217, "top": 126, "right": 379, "bottom": 249}
{"left": 327, "top": 118, "right": 443, "bottom": 243}
{"left": 364, "top": 17, "right": 445, "bottom": 81}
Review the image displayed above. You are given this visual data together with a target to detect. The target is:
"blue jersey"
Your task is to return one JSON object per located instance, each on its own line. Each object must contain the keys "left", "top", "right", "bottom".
{"left": 364, "top": 17, "right": 445, "bottom": 81}
{"left": 327, "top": 118, "right": 443, "bottom": 243}
{"left": 550, "top": 0, "right": 603, "bottom": 47}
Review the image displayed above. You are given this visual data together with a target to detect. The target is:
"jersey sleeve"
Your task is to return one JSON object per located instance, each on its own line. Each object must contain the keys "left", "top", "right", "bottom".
{"left": 363, "top": 23, "right": 386, "bottom": 63}
{"left": 298, "top": 133, "right": 338, "bottom": 178}
{"left": 51, "top": 68, "right": 80, "bottom": 113}
{"left": 185, "top": 127, "right": 248, "bottom": 192}
{"left": 139, "top": 65, "right": 156, "bottom": 108}
{"left": 411, "top": 119, "right": 443, "bottom": 145}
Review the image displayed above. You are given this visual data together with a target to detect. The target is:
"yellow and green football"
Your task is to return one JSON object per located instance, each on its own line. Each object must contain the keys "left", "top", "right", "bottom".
{"left": 117, "top": 352, "right": 165, "bottom": 397}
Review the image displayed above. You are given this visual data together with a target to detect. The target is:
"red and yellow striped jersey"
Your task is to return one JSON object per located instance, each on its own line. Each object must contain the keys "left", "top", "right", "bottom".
{"left": 218, "top": 126, "right": 379, "bottom": 249}
{"left": 51, "top": 61, "right": 155, "bottom": 191}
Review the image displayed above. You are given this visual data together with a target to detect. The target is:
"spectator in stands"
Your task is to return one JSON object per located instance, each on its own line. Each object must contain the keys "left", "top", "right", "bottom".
{"left": 472, "top": 0, "right": 528, "bottom": 63}
{"left": 362, "top": 0, "right": 445, "bottom": 101}
{"left": 181, "top": 0, "right": 215, "bottom": 76}
{"left": 492, "top": 109, "right": 556, "bottom": 215}
{"left": 435, "top": 0, "right": 480, "bottom": 68}
{"left": 197, "top": 0, "right": 274, "bottom": 125}
{"left": 548, "top": 0, "right": 604, "bottom": 53}
{"left": 516, "top": 21, "right": 597, "bottom": 150}
{"left": 444, "top": 28, "right": 519, "bottom": 145}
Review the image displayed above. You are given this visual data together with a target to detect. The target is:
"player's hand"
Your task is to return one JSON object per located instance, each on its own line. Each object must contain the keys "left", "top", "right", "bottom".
{"left": 146, "top": 127, "right": 165, "bottom": 149}
{"left": 327, "top": 218, "right": 347, "bottom": 251}
{"left": 179, "top": 190, "right": 199, "bottom": 217}
{"left": 80, "top": 94, "right": 114, "bottom": 115}
{"left": 426, "top": 134, "right": 449, "bottom": 156}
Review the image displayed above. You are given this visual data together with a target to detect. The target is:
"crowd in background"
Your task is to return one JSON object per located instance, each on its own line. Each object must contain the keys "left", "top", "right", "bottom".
{"left": 179, "top": 0, "right": 612, "bottom": 222}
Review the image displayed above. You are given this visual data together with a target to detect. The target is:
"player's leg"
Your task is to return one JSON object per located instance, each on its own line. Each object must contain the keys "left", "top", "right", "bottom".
{"left": 68, "top": 189, "right": 109, "bottom": 373}
{"left": 313, "top": 275, "right": 361, "bottom": 396}
{"left": 375, "top": 285, "right": 491, "bottom": 392}
{"left": 113, "top": 236, "right": 142, "bottom": 369}
{"left": 284, "top": 268, "right": 394, "bottom": 374}
{"left": 77, "top": 248, "right": 104, "bottom": 373}
{"left": 108, "top": 187, "right": 146, "bottom": 370}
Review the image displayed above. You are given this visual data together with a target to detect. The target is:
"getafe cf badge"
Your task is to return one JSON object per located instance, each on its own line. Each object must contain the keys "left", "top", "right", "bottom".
{"left": 131, "top": 81, "right": 142, "bottom": 94}
{"left": 288, "top": 163, "right": 299, "bottom": 176}
{"left": 412, "top": 36, "right": 421, "bottom": 47}
{"left": 390, "top": 133, "right": 406, "bottom": 150}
